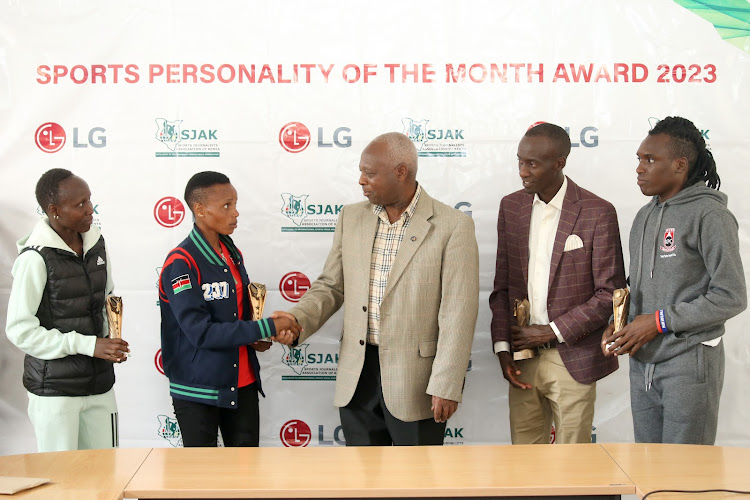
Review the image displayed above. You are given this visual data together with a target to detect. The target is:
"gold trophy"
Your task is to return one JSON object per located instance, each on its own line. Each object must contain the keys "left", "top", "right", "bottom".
{"left": 513, "top": 298, "right": 536, "bottom": 360}
{"left": 105, "top": 295, "right": 123, "bottom": 340}
{"left": 608, "top": 288, "right": 630, "bottom": 351}
{"left": 248, "top": 282, "right": 270, "bottom": 342}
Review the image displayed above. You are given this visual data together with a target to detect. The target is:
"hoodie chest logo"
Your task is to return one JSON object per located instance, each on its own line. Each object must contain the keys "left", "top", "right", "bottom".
{"left": 660, "top": 228, "right": 676, "bottom": 253}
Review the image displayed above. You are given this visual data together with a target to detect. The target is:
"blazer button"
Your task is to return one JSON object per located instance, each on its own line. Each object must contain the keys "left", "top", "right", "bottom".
{"left": 362, "top": 306, "right": 367, "bottom": 312}
{"left": 231, "top": 387, "right": 235, "bottom": 391}
{"left": 360, "top": 339, "right": 365, "bottom": 346}
{"left": 231, "top": 401, "right": 235, "bottom": 406}
{"left": 224, "top": 269, "right": 228, "bottom": 273}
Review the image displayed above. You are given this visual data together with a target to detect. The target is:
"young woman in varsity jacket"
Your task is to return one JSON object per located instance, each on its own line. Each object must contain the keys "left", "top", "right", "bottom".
{"left": 159, "top": 171, "right": 300, "bottom": 447}
{"left": 6, "top": 169, "right": 130, "bottom": 452}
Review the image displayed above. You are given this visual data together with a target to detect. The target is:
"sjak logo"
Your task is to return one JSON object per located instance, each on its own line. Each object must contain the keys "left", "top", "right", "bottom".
{"left": 155, "top": 118, "right": 182, "bottom": 151}
{"left": 401, "top": 117, "right": 466, "bottom": 157}
{"left": 154, "top": 118, "right": 219, "bottom": 157}
{"left": 402, "top": 117, "right": 430, "bottom": 151}
{"left": 281, "top": 193, "right": 309, "bottom": 226}
{"left": 282, "top": 344, "right": 309, "bottom": 375}
{"left": 157, "top": 415, "right": 183, "bottom": 447}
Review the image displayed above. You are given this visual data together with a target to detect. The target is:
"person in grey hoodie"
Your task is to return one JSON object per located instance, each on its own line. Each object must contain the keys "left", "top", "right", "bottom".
{"left": 602, "top": 116, "right": 746, "bottom": 445}
{"left": 5, "top": 168, "right": 130, "bottom": 452}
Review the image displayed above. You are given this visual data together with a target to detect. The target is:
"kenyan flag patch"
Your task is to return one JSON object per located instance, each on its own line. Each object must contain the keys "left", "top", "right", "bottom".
{"left": 171, "top": 274, "right": 192, "bottom": 294}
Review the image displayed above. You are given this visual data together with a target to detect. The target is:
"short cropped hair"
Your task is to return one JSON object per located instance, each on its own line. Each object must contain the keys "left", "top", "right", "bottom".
{"left": 184, "top": 171, "right": 231, "bottom": 212}
{"left": 525, "top": 122, "right": 572, "bottom": 159}
{"left": 35, "top": 168, "right": 74, "bottom": 213}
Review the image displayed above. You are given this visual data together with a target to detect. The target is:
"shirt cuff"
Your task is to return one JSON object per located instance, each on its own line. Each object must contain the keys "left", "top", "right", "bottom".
{"left": 493, "top": 341, "right": 511, "bottom": 354}
{"left": 550, "top": 322, "right": 565, "bottom": 343}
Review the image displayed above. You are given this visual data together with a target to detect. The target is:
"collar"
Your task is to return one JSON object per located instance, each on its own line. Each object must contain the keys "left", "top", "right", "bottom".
{"left": 533, "top": 176, "right": 567, "bottom": 211}
{"left": 189, "top": 225, "right": 241, "bottom": 266}
{"left": 373, "top": 183, "right": 422, "bottom": 223}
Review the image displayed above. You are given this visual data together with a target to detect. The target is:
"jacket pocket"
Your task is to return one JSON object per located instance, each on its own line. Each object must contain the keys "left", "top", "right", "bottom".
{"left": 419, "top": 340, "right": 437, "bottom": 358}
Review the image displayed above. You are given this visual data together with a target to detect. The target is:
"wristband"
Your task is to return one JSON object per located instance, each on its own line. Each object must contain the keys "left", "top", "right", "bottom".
{"left": 655, "top": 310, "right": 668, "bottom": 334}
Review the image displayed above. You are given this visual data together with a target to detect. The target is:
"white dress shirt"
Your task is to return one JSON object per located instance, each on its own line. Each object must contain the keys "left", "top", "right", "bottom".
{"left": 495, "top": 177, "right": 567, "bottom": 354}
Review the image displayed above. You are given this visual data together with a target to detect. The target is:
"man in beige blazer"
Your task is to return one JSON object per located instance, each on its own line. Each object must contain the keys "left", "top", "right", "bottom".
{"left": 277, "top": 132, "right": 478, "bottom": 445}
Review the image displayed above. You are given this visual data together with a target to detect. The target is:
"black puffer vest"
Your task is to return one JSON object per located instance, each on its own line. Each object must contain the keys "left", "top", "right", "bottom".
{"left": 22, "top": 236, "right": 115, "bottom": 396}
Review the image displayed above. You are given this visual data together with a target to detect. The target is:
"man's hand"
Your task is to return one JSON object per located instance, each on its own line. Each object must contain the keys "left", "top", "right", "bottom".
{"left": 94, "top": 338, "right": 130, "bottom": 363}
{"left": 431, "top": 396, "right": 458, "bottom": 423}
{"left": 250, "top": 341, "right": 272, "bottom": 352}
{"left": 270, "top": 311, "right": 301, "bottom": 337}
{"left": 272, "top": 330, "right": 298, "bottom": 345}
{"left": 601, "top": 322, "right": 616, "bottom": 357}
{"left": 511, "top": 324, "right": 556, "bottom": 350}
{"left": 497, "top": 351, "right": 532, "bottom": 389}
{"left": 269, "top": 311, "right": 302, "bottom": 345}
{"left": 603, "top": 313, "right": 659, "bottom": 356}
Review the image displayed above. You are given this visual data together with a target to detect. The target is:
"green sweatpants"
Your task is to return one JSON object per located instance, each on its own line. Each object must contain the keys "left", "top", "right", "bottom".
{"left": 27, "top": 388, "right": 118, "bottom": 452}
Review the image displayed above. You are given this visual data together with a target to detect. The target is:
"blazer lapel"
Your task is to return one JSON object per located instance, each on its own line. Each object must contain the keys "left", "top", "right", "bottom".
{"left": 548, "top": 179, "right": 581, "bottom": 291}
{"left": 357, "top": 205, "right": 379, "bottom": 282}
{"left": 518, "top": 199, "right": 533, "bottom": 286}
{"left": 382, "top": 191, "right": 433, "bottom": 301}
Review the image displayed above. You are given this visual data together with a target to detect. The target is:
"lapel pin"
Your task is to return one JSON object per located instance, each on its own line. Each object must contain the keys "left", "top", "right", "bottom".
{"left": 411, "top": 236, "right": 417, "bottom": 242}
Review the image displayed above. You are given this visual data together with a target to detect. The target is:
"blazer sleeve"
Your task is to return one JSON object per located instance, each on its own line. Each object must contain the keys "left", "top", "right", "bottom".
{"left": 489, "top": 199, "right": 511, "bottom": 344}
{"left": 554, "top": 206, "right": 627, "bottom": 343}
{"left": 160, "top": 255, "right": 275, "bottom": 349}
{"left": 289, "top": 205, "right": 347, "bottom": 341}
{"left": 426, "top": 214, "right": 479, "bottom": 402}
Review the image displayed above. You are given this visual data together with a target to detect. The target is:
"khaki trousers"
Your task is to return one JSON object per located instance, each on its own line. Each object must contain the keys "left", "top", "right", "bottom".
{"left": 508, "top": 347, "right": 596, "bottom": 444}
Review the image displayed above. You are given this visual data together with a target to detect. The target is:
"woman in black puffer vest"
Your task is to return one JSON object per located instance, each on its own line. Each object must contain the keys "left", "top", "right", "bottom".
{"left": 6, "top": 168, "right": 130, "bottom": 452}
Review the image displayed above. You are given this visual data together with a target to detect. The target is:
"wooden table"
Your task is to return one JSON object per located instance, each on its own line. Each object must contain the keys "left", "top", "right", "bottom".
{"left": 603, "top": 443, "right": 750, "bottom": 499}
{"left": 123, "top": 444, "right": 633, "bottom": 499}
{"left": 3, "top": 444, "right": 750, "bottom": 499}
{"left": 0, "top": 447, "right": 150, "bottom": 499}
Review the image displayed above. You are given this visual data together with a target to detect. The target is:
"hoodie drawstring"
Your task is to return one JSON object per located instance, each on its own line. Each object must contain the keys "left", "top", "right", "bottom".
{"left": 645, "top": 362, "right": 655, "bottom": 391}
{"left": 650, "top": 204, "right": 667, "bottom": 279}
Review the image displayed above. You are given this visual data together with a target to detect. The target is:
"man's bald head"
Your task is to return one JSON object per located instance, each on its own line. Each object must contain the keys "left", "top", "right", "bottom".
{"left": 366, "top": 132, "right": 418, "bottom": 182}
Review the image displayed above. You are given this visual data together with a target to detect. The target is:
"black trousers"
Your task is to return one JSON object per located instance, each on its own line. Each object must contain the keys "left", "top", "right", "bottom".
{"left": 172, "top": 383, "right": 259, "bottom": 447}
{"left": 339, "top": 344, "right": 446, "bottom": 446}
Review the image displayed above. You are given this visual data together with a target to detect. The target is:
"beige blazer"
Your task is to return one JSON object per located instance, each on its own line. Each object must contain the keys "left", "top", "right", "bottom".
{"left": 290, "top": 189, "right": 479, "bottom": 422}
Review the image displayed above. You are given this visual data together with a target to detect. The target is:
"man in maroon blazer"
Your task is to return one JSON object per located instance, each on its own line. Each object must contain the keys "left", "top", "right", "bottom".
{"left": 489, "top": 122, "right": 626, "bottom": 444}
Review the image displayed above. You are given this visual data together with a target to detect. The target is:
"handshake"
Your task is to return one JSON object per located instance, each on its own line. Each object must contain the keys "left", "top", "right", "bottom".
{"left": 267, "top": 311, "right": 303, "bottom": 345}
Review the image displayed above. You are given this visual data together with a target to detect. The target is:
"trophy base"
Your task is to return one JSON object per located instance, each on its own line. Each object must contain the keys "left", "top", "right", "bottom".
{"left": 513, "top": 349, "right": 536, "bottom": 361}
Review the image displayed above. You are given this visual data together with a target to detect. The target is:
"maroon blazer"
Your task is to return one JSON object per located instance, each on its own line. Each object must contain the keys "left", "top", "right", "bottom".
{"left": 489, "top": 177, "right": 626, "bottom": 384}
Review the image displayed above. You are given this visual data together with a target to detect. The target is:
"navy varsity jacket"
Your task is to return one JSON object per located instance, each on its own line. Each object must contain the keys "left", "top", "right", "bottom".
{"left": 158, "top": 225, "right": 275, "bottom": 408}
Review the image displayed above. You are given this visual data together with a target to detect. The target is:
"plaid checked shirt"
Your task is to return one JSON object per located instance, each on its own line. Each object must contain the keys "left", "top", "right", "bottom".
{"left": 367, "top": 184, "right": 422, "bottom": 345}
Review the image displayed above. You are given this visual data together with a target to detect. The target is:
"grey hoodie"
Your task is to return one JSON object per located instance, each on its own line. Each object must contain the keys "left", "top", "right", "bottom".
{"left": 628, "top": 182, "right": 746, "bottom": 364}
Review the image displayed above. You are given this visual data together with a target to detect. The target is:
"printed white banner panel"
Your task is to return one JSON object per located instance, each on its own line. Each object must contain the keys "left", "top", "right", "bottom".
{"left": 1, "top": 0, "right": 748, "bottom": 453}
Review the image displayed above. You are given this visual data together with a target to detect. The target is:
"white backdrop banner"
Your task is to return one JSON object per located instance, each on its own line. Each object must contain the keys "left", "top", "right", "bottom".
{"left": 1, "top": 0, "right": 749, "bottom": 454}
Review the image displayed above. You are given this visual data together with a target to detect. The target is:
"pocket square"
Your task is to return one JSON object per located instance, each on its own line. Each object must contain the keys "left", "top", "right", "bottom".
{"left": 564, "top": 234, "right": 584, "bottom": 251}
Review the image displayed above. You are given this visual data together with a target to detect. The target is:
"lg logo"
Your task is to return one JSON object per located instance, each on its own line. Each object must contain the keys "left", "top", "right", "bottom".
{"left": 154, "top": 197, "right": 185, "bottom": 228}
{"left": 35, "top": 122, "right": 66, "bottom": 153}
{"left": 279, "top": 272, "right": 311, "bottom": 302}
{"left": 279, "top": 122, "right": 311, "bottom": 153}
{"left": 278, "top": 122, "right": 351, "bottom": 153}
{"left": 35, "top": 122, "right": 106, "bottom": 153}
{"left": 154, "top": 349, "right": 164, "bottom": 375}
{"left": 280, "top": 420, "right": 311, "bottom": 447}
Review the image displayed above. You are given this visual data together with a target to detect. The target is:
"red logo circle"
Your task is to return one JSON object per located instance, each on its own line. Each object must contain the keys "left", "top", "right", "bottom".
{"left": 154, "top": 197, "right": 186, "bottom": 228}
{"left": 280, "top": 420, "right": 312, "bottom": 447}
{"left": 35, "top": 122, "right": 66, "bottom": 153}
{"left": 279, "top": 122, "right": 311, "bottom": 153}
{"left": 528, "top": 121, "right": 547, "bottom": 131}
{"left": 155, "top": 349, "right": 164, "bottom": 375}
{"left": 279, "top": 272, "right": 311, "bottom": 302}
